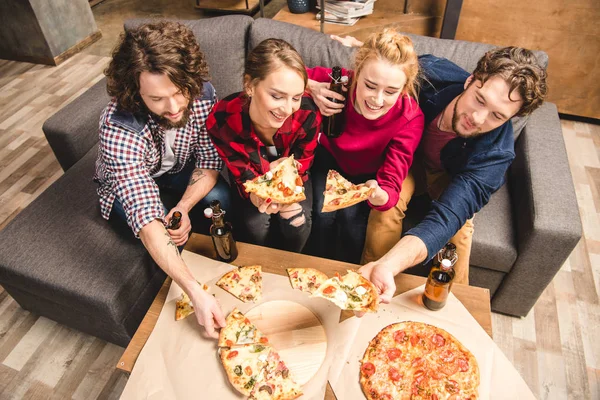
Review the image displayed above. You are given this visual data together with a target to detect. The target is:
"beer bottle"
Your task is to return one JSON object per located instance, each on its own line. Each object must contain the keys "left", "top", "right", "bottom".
{"left": 422, "top": 243, "right": 457, "bottom": 311}
{"left": 322, "top": 66, "right": 348, "bottom": 138}
{"left": 204, "top": 200, "right": 238, "bottom": 262}
{"left": 166, "top": 211, "right": 182, "bottom": 230}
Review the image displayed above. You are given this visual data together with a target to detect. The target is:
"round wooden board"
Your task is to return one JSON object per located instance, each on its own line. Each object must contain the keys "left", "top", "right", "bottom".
{"left": 246, "top": 300, "right": 327, "bottom": 386}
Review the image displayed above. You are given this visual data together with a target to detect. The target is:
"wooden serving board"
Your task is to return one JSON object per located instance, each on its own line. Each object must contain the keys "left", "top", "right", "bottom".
{"left": 246, "top": 300, "right": 328, "bottom": 386}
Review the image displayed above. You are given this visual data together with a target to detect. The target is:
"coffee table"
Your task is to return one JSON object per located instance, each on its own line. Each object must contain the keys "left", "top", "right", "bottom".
{"left": 117, "top": 234, "right": 492, "bottom": 399}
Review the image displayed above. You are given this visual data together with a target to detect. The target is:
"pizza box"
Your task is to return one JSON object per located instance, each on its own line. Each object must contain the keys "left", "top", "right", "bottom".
{"left": 328, "top": 286, "right": 537, "bottom": 399}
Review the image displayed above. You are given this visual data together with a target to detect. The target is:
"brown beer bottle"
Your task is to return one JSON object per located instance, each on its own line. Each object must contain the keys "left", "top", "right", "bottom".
{"left": 322, "top": 66, "right": 348, "bottom": 138}
{"left": 166, "top": 211, "right": 182, "bottom": 230}
{"left": 422, "top": 243, "right": 458, "bottom": 311}
{"left": 204, "top": 200, "right": 238, "bottom": 262}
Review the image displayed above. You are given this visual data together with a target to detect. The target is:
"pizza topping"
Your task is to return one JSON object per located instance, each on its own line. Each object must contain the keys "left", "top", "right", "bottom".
{"left": 410, "top": 334, "right": 420, "bottom": 346}
{"left": 252, "top": 345, "right": 266, "bottom": 353}
{"left": 227, "top": 351, "right": 239, "bottom": 359}
{"left": 244, "top": 377, "right": 256, "bottom": 390}
{"left": 394, "top": 330, "right": 407, "bottom": 343}
{"left": 445, "top": 380, "right": 459, "bottom": 393}
{"left": 328, "top": 198, "right": 341, "bottom": 206}
{"left": 361, "top": 362, "right": 376, "bottom": 378}
{"left": 412, "top": 357, "right": 424, "bottom": 368}
{"left": 432, "top": 333, "right": 446, "bottom": 347}
{"left": 355, "top": 285, "right": 368, "bottom": 296}
{"left": 258, "top": 384, "right": 273, "bottom": 394}
{"left": 440, "top": 349, "right": 456, "bottom": 363}
{"left": 294, "top": 186, "right": 303, "bottom": 194}
{"left": 244, "top": 366, "right": 253, "bottom": 376}
{"left": 264, "top": 171, "right": 273, "bottom": 180}
{"left": 388, "top": 367, "right": 402, "bottom": 382}
{"left": 337, "top": 188, "right": 347, "bottom": 195}
{"left": 458, "top": 357, "right": 469, "bottom": 372}
{"left": 386, "top": 348, "right": 402, "bottom": 361}
{"left": 259, "top": 336, "right": 269, "bottom": 344}
{"left": 323, "top": 285, "right": 336, "bottom": 295}
{"left": 440, "top": 360, "right": 459, "bottom": 376}
{"left": 225, "top": 339, "right": 233, "bottom": 347}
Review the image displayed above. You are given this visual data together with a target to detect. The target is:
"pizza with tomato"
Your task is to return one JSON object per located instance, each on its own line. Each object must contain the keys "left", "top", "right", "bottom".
{"left": 286, "top": 267, "right": 328, "bottom": 294}
{"left": 322, "top": 170, "right": 374, "bottom": 212}
{"left": 217, "top": 265, "right": 262, "bottom": 303}
{"left": 219, "top": 309, "right": 302, "bottom": 399}
{"left": 311, "top": 270, "right": 378, "bottom": 312}
{"left": 360, "top": 322, "right": 480, "bottom": 400}
{"left": 243, "top": 156, "right": 306, "bottom": 204}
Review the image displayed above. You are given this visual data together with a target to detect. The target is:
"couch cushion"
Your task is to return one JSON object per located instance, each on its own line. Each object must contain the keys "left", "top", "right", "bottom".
{"left": 469, "top": 183, "right": 517, "bottom": 273}
{"left": 248, "top": 18, "right": 356, "bottom": 70}
{"left": 0, "top": 146, "right": 164, "bottom": 325}
{"left": 125, "top": 15, "right": 253, "bottom": 100}
{"left": 42, "top": 77, "right": 109, "bottom": 171}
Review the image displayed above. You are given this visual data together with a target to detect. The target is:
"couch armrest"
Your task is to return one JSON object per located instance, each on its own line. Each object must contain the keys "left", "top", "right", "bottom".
{"left": 42, "top": 77, "right": 109, "bottom": 171}
{"left": 493, "top": 102, "right": 582, "bottom": 317}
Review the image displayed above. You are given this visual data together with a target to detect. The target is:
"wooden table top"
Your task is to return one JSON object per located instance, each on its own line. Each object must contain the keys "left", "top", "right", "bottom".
{"left": 117, "top": 234, "right": 492, "bottom": 398}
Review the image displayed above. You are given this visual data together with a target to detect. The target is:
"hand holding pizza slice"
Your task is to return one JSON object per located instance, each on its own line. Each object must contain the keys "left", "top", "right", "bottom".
{"left": 322, "top": 170, "right": 375, "bottom": 212}
{"left": 243, "top": 156, "right": 306, "bottom": 205}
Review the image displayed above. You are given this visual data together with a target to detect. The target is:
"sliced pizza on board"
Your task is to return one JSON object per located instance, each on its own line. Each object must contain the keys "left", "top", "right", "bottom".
{"left": 322, "top": 170, "right": 375, "bottom": 212}
{"left": 219, "top": 308, "right": 270, "bottom": 348}
{"left": 243, "top": 156, "right": 306, "bottom": 205}
{"left": 311, "top": 270, "right": 379, "bottom": 312}
{"left": 286, "top": 267, "right": 329, "bottom": 294}
{"left": 217, "top": 265, "right": 263, "bottom": 303}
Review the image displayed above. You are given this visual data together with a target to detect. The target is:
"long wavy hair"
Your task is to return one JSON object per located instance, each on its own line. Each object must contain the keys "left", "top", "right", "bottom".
{"left": 105, "top": 21, "right": 210, "bottom": 113}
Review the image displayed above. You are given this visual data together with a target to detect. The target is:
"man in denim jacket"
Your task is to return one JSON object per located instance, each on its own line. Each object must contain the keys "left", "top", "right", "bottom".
{"left": 358, "top": 47, "right": 548, "bottom": 301}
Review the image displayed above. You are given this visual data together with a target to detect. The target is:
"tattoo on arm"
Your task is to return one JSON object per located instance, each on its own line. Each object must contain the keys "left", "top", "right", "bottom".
{"left": 165, "top": 232, "right": 181, "bottom": 257}
{"left": 188, "top": 169, "right": 206, "bottom": 186}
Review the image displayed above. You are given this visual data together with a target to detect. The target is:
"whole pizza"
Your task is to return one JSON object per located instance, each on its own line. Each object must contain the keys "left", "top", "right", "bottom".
{"left": 360, "top": 322, "right": 479, "bottom": 400}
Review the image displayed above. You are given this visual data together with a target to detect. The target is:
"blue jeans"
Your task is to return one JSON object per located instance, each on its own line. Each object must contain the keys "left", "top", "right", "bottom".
{"left": 111, "top": 162, "right": 232, "bottom": 236}
{"left": 307, "top": 146, "right": 373, "bottom": 264}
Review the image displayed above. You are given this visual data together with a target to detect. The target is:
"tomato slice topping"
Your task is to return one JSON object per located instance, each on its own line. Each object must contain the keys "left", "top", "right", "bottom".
{"left": 410, "top": 334, "right": 420, "bottom": 346}
{"left": 386, "top": 348, "right": 401, "bottom": 361}
{"left": 259, "top": 336, "right": 269, "bottom": 344}
{"left": 457, "top": 357, "right": 469, "bottom": 372}
{"left": 445, "top": 380, "right": 459, "bottom": 393}
{"left": 394, "top": 330, "right": 406, "bottom": 343}
{"left": 388, "top": 367, "right": 401, "bottom": 382}
{"left": 290, "top": 271, "right": 299, "bottom": 279}
{"left": 432, "top": 333, "right": 445, "bottom": 347}
{"left": 412, "top": 357, "right": 424, "bottom": 368}
{"left": 245, "top": 366, "right": 253, "bottom": 376}
{"left": 360, "top": 362, "right": 376, "bottom": 378}
{"left": 227, "top": 351, "right": 238, "bottom": 359}
{"left": 439, "top": 360, "right": 459, "bottom": 376}
{"left": 225, "top": 339, "right": 233, "bottom": 347}
{"left": 323, "top": 285, "right": 336, "bottom": 295}
{"left": 283, "top": 187, "right": 293, "bottom": 196}
{"left": 440, "top": 349, "right": 456, "bottom": 363}
{"left": 431, "top": 394, "right": 439, "bottom": 400}
{"left": 295, "top": 177, "right": 303, "bottom": 186}
{"left": 277, "top": 182, "right": 285, "bottom": 191}
{"left": 329, "top": 198, "right": 341, "bottom": 206}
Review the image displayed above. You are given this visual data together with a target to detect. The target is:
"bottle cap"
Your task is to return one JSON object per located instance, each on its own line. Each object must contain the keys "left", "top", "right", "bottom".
{"left": 203, "top": 208, "right": 213, "bottom": 218}
{"left": 440, "top": 259, "right": 452, "bottom": 270}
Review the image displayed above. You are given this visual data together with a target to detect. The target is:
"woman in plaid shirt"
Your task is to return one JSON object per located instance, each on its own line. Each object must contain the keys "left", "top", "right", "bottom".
{"left": 207, "top": 39, "right": 321, "bottom": 253}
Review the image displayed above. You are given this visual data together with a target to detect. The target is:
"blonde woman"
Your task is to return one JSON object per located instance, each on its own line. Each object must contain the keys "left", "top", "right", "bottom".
{"left": 305, "top": 29, "right": 424, "bottom": 264}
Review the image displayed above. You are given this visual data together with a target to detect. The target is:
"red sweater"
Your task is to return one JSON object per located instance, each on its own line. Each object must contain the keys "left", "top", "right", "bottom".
{"left": 307, "top": 66, "right": 425, "bottom": 211}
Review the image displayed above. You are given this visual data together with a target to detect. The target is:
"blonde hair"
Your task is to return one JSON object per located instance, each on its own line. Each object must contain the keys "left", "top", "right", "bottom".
{"left": 352, "top": 29, "right": 419, "bottom": 100}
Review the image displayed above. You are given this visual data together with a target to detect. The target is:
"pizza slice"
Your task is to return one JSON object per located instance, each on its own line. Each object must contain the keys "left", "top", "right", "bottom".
{"left": 219, "top": 308, "right": 270, "bottom": 347}
{"left": 217, "top": 265, "right": 263, "bottom": 303}
{"left": 311, "top": 270, "right": 379, "bottom": 312}
{"left": 248, "top": 347, "right": 303, "bottom": 400}
{"left": 322, "top": 170, "right": 375, "bottom": 212}
{"left": 220, "top": 343, "right": 272, "bottom": 396}
{"left": 243, "top": 155, "right": 306, "bottom": 205}
{"left": 286, "top": 267, "right": 328, "bottom": 294}
{"left": 174, "top": 283, "right": 209, "bottom": 321}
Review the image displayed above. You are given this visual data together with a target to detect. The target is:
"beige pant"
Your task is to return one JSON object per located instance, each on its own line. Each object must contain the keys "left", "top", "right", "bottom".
{"left": 361, "top": 169, "right": 474, "bottom": 285}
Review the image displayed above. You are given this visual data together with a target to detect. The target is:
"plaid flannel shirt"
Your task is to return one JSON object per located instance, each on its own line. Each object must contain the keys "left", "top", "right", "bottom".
{"left": 94, "top": 83, "right": 222, "bottom": 236}
{"left": 206, "top": 91, "right": 321, "bottom": 198}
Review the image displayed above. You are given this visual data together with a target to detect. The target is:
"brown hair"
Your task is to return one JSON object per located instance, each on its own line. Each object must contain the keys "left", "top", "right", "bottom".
{"left": 352, "top": 29, "right": 419, "bottom": 100}
{"left": 243, "top": 38, "right": 307, "bottom": 93}
{"left": 472, "top": 46, "right": 547, "bottom": 116}
{"left": 105, "top": 21, "right": 210, "bottom": 113}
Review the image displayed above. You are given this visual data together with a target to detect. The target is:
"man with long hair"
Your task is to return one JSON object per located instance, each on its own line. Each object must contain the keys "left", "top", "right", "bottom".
{"left": 94, "top": 22, "right": 229, "bottom": 337}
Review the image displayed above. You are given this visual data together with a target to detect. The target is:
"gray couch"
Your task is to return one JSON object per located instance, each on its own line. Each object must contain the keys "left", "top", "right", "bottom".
{"left": 0, "top": 15, "right": 581, "bottom": 347}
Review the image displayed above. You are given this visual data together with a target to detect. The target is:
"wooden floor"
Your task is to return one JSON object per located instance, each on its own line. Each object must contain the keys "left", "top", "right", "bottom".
{"left": 0, "top": 3, "right": 599, "bottom": 400}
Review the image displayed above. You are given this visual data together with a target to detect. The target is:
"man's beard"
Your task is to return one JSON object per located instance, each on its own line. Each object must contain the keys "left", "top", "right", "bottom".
{"left": 150, "top": 106, "right": 191, "bottom": 129}
{"left": 451, "top": 93, "right": 484, "bottom": 139}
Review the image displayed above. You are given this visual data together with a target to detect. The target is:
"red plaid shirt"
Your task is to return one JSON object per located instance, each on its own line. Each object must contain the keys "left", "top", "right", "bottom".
{"left": 206, "top": 92, "right": 321, "bottom": 198}
{"left": 94, "top": 88, "right": 222, "bottom": 236}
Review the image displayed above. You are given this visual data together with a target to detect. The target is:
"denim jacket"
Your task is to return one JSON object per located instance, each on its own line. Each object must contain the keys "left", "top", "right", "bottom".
{"left": 406, "top": 55, "right": 516, "bottom": 260}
